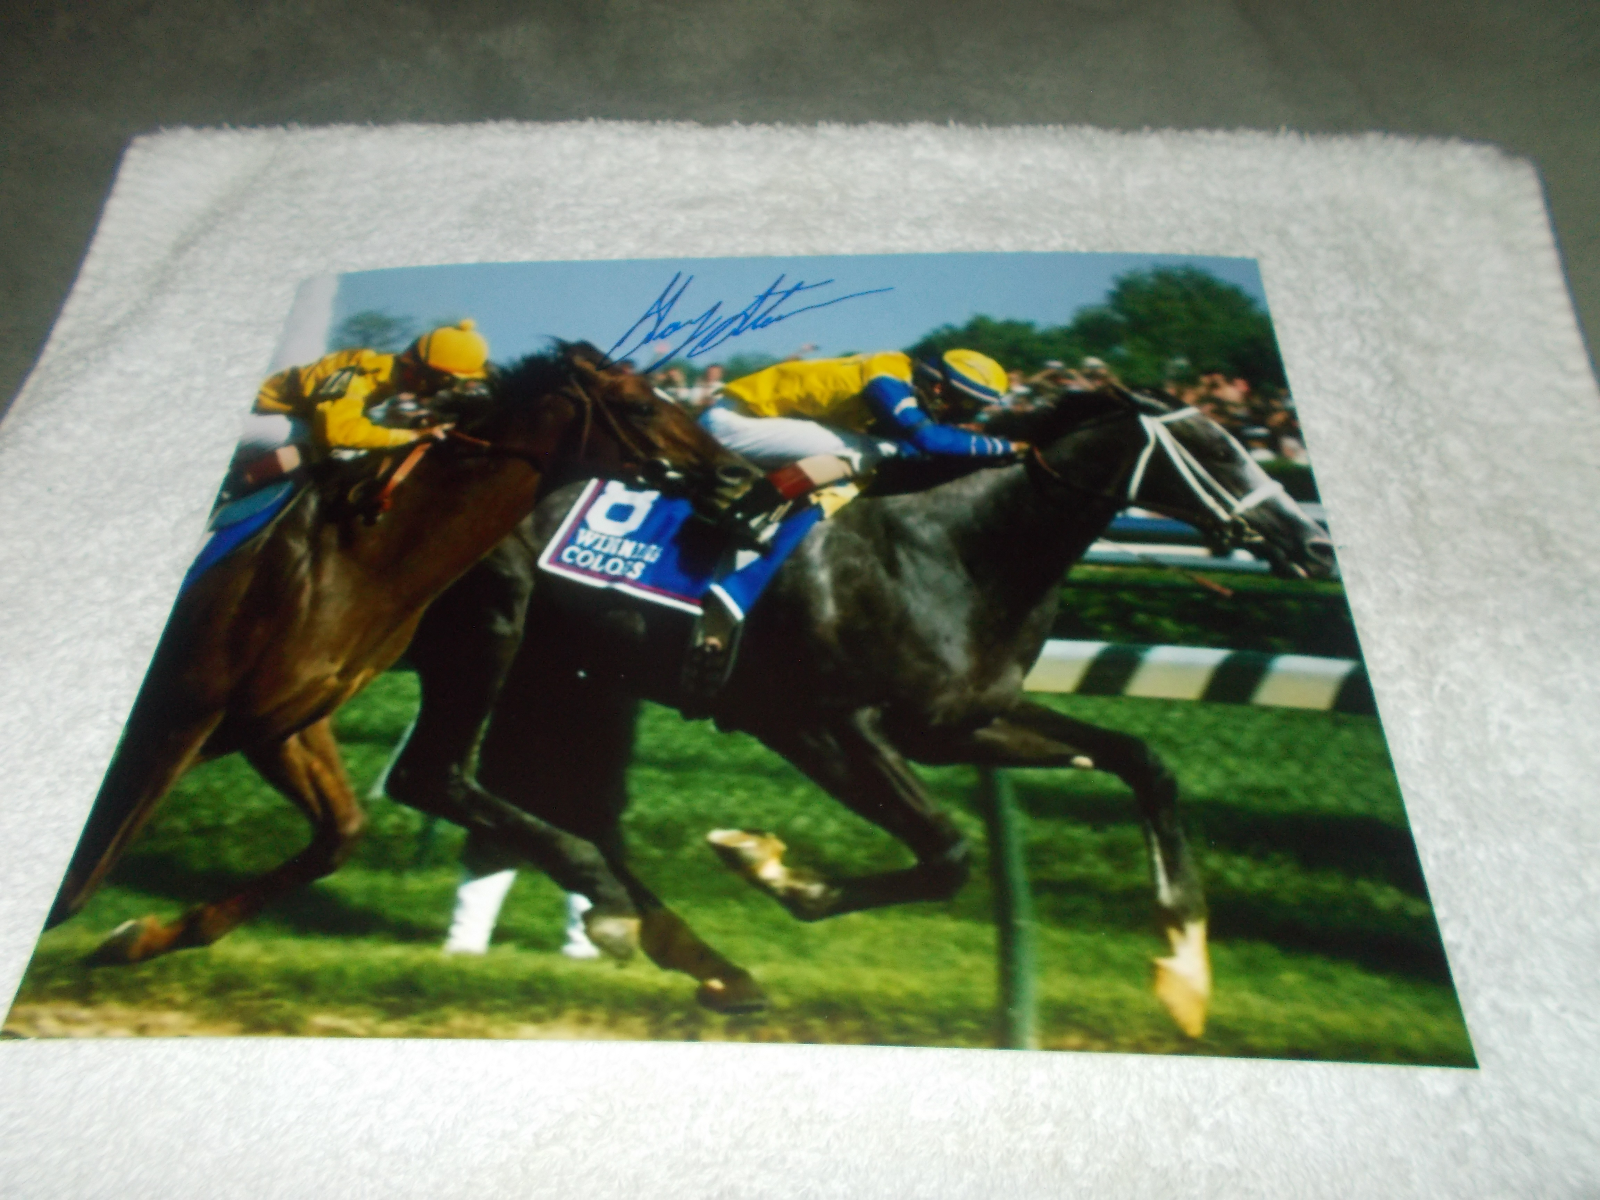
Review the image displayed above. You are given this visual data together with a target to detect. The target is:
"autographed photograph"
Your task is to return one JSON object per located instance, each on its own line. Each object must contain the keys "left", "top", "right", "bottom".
{"left": 6, "top": 251, "right": 1473, "bottom": 1064}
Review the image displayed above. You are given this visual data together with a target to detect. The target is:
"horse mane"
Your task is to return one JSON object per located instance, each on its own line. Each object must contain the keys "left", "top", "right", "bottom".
{"left": 863, "top": 455, "right": 993, "bottom": 496}
{"left": 982, "top": 383, "right": 1179, "bottom": 442}
{"left": 489, "top": 340, "right": 610, "bottom": 408}
{"left": 295, "top": 343, "right": 591, "bottom": 517}
{"left": 864, "top": 385, "right": 1180, "bottom": 497}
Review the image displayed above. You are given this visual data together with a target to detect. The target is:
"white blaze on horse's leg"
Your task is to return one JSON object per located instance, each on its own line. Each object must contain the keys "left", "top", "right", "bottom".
{"left": 1144, "top": 828, "right": 1177, "bottom": 910}
{"left": 561, "top": 893, "right": 601, "bottom": 959}
{"left": 442, "top": 867, "right": 517, "bottom": 955}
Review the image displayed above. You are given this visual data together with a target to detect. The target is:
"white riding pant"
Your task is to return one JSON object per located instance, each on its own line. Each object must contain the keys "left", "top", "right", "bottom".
{"left": 233, "top": 412, "right": 308, "bottom": 458}
{"left": 699, "top": 398, "right": 897, "bottom": 472}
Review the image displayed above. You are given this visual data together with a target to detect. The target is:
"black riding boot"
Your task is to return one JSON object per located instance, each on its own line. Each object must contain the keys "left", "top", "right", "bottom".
{"left": 711, "top": 463, "right": 817, "bottom": 551}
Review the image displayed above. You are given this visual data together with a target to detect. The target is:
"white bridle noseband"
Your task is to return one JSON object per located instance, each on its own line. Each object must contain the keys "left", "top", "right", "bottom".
{"left": 1123, "top": 407, "right": 1286, "bottom": 531}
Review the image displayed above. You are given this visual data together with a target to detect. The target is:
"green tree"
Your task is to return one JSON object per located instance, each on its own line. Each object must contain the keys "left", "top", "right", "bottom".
{"left": 716, "top": 351, "right": 781, "bottom": 380}
{"left": 1087, "top": 267, "right": 1286, "bottom": 390}
{"left": 331, "top": 310, "right": 417, "bottom": 354}
{"left": 910, "top": 316, "right": 1079, "bottom": 375}
{"left": 906, "top": 266, "right": 1287, "bottom": 393}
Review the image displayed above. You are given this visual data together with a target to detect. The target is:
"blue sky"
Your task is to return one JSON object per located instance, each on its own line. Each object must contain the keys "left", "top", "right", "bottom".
{"left": 331, "top": 251, "right": 1268, "bottom": 370}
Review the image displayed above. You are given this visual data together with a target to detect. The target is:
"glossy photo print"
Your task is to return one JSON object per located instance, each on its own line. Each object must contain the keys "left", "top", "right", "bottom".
{"left": 7, "top": 252, "right": 1473, "bottom": 1063}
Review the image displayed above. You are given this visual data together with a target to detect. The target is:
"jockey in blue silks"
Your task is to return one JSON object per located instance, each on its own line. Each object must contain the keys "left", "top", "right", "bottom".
{"left": 700, "top": 347, "right": 1027, "bottom": 543}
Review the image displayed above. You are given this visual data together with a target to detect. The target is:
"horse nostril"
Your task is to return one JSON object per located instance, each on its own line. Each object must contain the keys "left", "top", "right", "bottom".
{"left": 641, "top": 457, "right": 686, "bottom": 487}
{"left": 1306, "top": 538, "right": 1338, "bottom": 575}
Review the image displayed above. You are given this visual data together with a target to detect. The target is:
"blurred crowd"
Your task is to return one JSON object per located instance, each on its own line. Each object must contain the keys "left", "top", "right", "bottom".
{"left": 1003, "top": 358, "right": 1309, "bottom": 464}
{"left": 641, "top": 362, "right": 725, "bottom": 414}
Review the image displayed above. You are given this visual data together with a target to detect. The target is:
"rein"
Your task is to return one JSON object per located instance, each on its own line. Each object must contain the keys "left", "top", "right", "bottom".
{"left": 436, "top": 374, "right": 655, "bottom": 473}
{"left": 373, "top": 438, "right": 437, "bottom": 514}
{"left": 1026, "top": 398, "right": 1287, "bottom": 556}
{"left": 567, "top": 377, "right": 655, "bottom": 468}
{"left": 1124, "top": 407, "right": 1286, "bottom": 530}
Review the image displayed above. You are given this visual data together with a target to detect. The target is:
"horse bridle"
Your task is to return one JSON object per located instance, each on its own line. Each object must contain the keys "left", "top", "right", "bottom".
{"left": 1027, "top": 399, "right": 1286, "bottom": 552}
{"left": 435, "top": 375, "right": 659, "bottom": 473}
{"left": 565, "top": 376, "right": 658, "bottom": 468}
{"left": 1125, "top": 407, "right": 1287, "bottom": 549}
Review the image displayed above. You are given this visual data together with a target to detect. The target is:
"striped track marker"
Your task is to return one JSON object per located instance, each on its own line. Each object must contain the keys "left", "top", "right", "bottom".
{"left": 1024, "top": 640, "right": 1375, "bottom": 714}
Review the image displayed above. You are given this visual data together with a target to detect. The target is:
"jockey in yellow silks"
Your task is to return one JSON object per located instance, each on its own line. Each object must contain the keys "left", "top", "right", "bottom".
{"left": 700, "top": 348, "right": 1027, "bottom": 540}
{"left": 252, "top": 319, "right": 491, "bottom": 452}
{"left": 682, "top": 347, "right": 1027, "bottom": 701}
{"left": 225, "top": 320, "right": 491, "bottom": 496}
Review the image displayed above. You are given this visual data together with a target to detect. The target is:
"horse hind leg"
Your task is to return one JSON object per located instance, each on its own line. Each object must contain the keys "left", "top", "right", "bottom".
{"left": 709, "top": 711, "right": 971, "bottom": 921}
{"left": 969, "top": 700, "right": 1210, "bottom": 1038}
{"left": 48, "top": 708, "right": 223, "bottom": 930}
{"left": 90, "top": 717, "right": 366, "bottom": 965}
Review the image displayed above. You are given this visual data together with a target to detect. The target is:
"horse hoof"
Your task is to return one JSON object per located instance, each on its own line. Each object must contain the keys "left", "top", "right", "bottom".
{"left": 707, "top": 829, "right": 837, "bottom": 918}
{"left": 1153, "top": 958, "right": 1209, "bottom": 1037}
{"left": 695, "top": 972, "right": 768, "bottom": 1015}
{"left": 1152, "top": 919, "right": 1212, "bottom": 1038}
{"left": 707, "top": 829, "right": 787, "bottom": 877}
{"left": 583, "top": 914, "right": 640, "bottom": 961}
{"left": 86, "top": 916, "right": 163, "bottom": 966}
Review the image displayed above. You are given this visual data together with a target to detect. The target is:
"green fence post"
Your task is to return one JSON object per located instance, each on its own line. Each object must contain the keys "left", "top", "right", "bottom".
{"left": 977, "top": 767, "right": 1039, "bottom": 1050}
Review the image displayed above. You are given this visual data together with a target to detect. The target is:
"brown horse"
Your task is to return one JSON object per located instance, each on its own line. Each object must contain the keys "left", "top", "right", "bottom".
{"left": 46, "top": 343, "right": 752, "bottom": 964}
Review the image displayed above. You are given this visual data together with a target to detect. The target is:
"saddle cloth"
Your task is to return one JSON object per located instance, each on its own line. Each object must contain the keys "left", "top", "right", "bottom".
{"left": 538, "top": 478, "right": 822, "bottom": 620}
{"left": 179, "top": 478, "right": 299, "bottom": 596}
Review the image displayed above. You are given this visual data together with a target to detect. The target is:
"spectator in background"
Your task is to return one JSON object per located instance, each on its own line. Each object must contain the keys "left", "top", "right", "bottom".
{"left": 1002, "top": 369, "right": 1034, "bottom": 410}
{"left": 649, "top": 365, "right": 688, "bottom": 403}
{"left": 1264, "top": 397, "right": 1309, "bottom": 463}
{"left": 1079, "top": 356, "right": 1115, "bottom": 388}
{"left": 680, "top": 364, "right": 724, "bottom": 414}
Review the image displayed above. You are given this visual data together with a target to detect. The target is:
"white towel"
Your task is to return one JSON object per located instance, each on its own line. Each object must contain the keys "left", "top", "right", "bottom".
{"left": 1, "top": 122, "right": 1597, "bottom": 1198}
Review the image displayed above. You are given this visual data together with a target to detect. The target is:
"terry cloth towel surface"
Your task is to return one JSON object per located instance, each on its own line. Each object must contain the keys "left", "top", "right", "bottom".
{"left": 0, "top": 123, "right": 1598, "bottom": 1199}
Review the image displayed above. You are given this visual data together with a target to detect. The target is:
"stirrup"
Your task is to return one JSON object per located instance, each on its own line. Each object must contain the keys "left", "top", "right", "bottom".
{"left": 681, "top": 612, "right": 743, "bottom": 711}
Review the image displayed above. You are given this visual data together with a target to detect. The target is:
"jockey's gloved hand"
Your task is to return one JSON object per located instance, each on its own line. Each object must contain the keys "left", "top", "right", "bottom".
{"left": 711, "top": 464, "right": 813, "bottom": 552}
{"left": 714, "top": 478, "right": 784, "bottom": 551}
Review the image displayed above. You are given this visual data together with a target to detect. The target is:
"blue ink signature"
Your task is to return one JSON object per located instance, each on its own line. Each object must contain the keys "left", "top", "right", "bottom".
{"left": 607, "top": 273, "right": 893, "bottom": 370}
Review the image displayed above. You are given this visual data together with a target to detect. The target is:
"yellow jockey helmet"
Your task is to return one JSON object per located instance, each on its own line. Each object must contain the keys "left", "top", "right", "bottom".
{"left": 411, "top": 319, "right": 490, "bottom": 379}
{"left": 918, "top": 348, "right": 1007, "bottom": 405}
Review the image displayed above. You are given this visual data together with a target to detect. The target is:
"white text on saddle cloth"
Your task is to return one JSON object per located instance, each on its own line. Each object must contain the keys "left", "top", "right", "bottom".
{"left": 560, "top": 485, "right": 666, "bottom": 581}
{"left": 538, "top": 479, "right": 709, "bottom": 614}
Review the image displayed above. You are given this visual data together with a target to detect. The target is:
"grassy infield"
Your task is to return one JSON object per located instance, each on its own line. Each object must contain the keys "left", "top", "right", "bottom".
{"left": 11, "top": 570, "right": 1475, "bottom": 1064}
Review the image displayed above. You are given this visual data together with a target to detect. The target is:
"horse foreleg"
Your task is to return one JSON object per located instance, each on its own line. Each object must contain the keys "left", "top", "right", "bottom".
{"left": 966, "top": 699, "right": 1210, "bottom": 1038}
{"left": 89, "top": 718, "right": 366, "bottom": 964}
{"left": 638, "top": 905, "right": 766, "bottom": 1015}
{"left": 385, "top": 574, "right": 643, "bottom": 959}
{"left": 385, "top": 768, "right": 643, "bottom": 957}
{"left": 710, "top": 711, "right": 971, "bottom": 920}
{"left": 587, "top": 825, "right": 765, "bottom": 1013}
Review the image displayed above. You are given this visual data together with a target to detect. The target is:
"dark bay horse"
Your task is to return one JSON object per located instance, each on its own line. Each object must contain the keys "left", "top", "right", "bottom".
{"left": 394, "top": 387, "right": 1334, "bottom": 1034}
{"left": 46, "top": 343, "right": 751, "bottom": 965}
